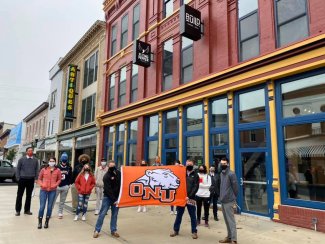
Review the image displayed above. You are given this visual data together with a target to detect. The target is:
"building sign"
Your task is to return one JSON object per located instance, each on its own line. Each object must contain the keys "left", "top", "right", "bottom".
{"left": 180, "top": 4, "right": 202, "bottom": 41}
{"left": 133, "top": 40, "right": 151, "bottom": 68}
{"left": 65, "top": 65, "right": 78, "bottom": 120}
{"left": 4, "top": 122, "right": 22, "bottom": 149}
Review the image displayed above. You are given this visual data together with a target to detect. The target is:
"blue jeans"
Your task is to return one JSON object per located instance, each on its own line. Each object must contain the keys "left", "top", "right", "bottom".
{"left": 38, "top": 190, "right": 56, "bottom": 218}
{"left": 173, "top": 204, "right": 197, "bottom": 234}
{"left": 95, "top": 196, "right": 119, "bottom": 233}
{"left": 76, "top": 194, "right": 90, "bottom": 215}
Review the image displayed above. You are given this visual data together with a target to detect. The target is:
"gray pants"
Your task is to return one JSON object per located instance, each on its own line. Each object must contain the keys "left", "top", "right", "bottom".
{"left": 71, "top": 184, "right": 79, "bottom": 210}
{"left": 95, "top": 187, "right": 104, "bottom": 211}
{"left": 221, "top": 202, "right": 237, "bottom": 241}
{"left": 54, "top": 185, "right": 70, "bottom": 214}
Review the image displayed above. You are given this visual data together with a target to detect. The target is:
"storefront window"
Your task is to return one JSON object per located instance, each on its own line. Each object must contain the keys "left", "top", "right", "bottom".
{"left": 128, "top": 120, "right": 138, "bottom": 166}
{"left": 115, "top": 123, "right": 125, "bottom": 167}
{"left": 146, "top": 115, "right": 159, "bottom": 165}
{"left": 186, "top": 104, "right": 203, "bottom": 131}
{"left": 211, "top": 98, "right": 228, "bottom": 128}
{"left": 148, "top": 141, "right": 158, "bottom": 164}
{"left": 186, "top": 136, "right": 204, "bottom": 165}
{"left": 148, "top": 115, "right": 159, "bottom": 137}
{"left": 239, "top": 88, "right": 265, "bottom": 123}
{"left": 240, "top": 129, "right": 266, "bottom": 148}
{"left": 107, "top": 126, "right": 115, "bottom": 161}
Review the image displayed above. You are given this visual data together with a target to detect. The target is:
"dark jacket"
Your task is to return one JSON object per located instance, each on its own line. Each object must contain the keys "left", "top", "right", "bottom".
{"left": 103, "top": 169, "right": 121, "bottom": 203}
{"left": 72, "top": 163, "right": 84, "bottom": 183}
{"left": 186, "top": 170, "right": 200, "bottom": 200}
{"left": 57, "top": 163, "right": 73, "bottom": 187}
{"left": 16, "top": 156, "right": 39, "bottom": 180}
{"left": 210, "top": 172, "right": 221, "bottom": 196}
{"left": 219, "top": 168, "right": 239, "bottom": 204}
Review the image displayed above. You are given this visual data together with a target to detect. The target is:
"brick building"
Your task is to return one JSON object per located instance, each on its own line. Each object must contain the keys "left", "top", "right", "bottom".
{"left": 97, "top": 0, "right": 325, "bottom": 231}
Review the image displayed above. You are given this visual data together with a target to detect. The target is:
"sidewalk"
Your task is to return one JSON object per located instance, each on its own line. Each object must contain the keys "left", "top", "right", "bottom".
{"left": 0, "top": 185, "right": 324, "bottom": 244}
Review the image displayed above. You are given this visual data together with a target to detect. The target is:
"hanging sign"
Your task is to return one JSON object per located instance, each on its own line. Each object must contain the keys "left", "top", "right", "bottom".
{"left": 65, "top": 64, "right": 78, "bottom": 120}
{"left": 133, "top": 40, "right": 151, "bottom": 68}
{"left": 180, "top": 4, "right": 202, "bottom": 41}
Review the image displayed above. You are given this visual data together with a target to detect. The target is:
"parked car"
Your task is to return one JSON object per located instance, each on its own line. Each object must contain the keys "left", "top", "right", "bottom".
{"left": 0, "top": 160, "right": 17, "bottom": 182}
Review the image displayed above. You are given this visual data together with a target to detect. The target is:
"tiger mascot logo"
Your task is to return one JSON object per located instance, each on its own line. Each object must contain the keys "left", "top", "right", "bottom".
{"left": 129, "top": 169, "right": 180, "bottom": 203}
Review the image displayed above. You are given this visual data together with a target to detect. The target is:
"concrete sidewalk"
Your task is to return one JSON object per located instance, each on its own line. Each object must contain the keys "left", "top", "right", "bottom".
{"left": 0, "top": 185, "right": 323, "bottom": 244}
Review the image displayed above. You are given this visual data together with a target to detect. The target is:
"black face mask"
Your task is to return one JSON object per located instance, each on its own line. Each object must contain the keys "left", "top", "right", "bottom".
{"left": 141, "top": 164, "right": 146, "bottom": 167}
{"left": 186, "top": 165, "right": 193, "bottom": 171}
{"left": 109, "top": 167, "right": 116, "bottom": 172}
{"left": 199, "top": 170, "right": 205, "bottom": 174}
{"left": 221, "top": 165, "right": 228, "bottom": 171}
{"left": 84, "top": 169, "right": 90, "bottom": 172}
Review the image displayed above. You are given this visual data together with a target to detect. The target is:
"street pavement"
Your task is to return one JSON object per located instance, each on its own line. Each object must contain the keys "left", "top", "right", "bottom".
{"left": 0, "top": 184, "right": 324, "bottom": 244}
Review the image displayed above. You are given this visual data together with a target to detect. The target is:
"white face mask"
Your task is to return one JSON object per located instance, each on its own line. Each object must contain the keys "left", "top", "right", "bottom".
{"left": 101, "top": 161, "right": 107, "bottom": 166}
{"left": 48, "top": 162, "right": 55, "bottom": 167}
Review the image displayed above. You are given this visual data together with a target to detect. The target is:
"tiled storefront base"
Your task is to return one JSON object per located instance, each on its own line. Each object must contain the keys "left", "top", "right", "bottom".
{"left": 278, "top": 205, "right": 325, "bottom": 232}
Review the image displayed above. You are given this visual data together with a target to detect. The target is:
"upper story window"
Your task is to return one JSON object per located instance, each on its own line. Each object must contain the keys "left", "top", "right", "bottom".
{"left": 50, "top": 90, "right": 57, "bottom": 109}
{"left": 109, "top": 73, "right": 116, "bottom": 110}
{"left": 121, "top": 14, "right": 129, "bottom": 49}
{"left": 83, "top": 51, "right": 99, "bottom": 88}
{"left": 118, "top": 66, "right": 127, "bottom": 107}
{"left": 238, "top": 0, "right": 259, "bottom": 61}
{"left": 275, "top": 0, "right": 309, "bottom": 47}
{"left": 181, "top": 37, "right": 193, "bottom": 84}
{"left": 132, "top": 4, "right": 140, "bottom": 40}
{"left": 111, "top": 25, "right": 117, "bottom": 56}
{"left": 163, "top": 0, "right": 173, "bottom": 18}
{"left": 81, "top": 93, "right": 96, "bottom": 125}
{"left": 131, "top": 64, "right": 138, "bottom": 103}
{"left": 162, "top": 39, "right": 173, "bottom": 91}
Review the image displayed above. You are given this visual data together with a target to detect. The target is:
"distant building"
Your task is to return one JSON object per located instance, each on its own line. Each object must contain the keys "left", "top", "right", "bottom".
{"left": 3, "top": 122, "right": 22, "bottom": 165}
{"left": 0, "top": 122, "right": 15, "bottom": 160}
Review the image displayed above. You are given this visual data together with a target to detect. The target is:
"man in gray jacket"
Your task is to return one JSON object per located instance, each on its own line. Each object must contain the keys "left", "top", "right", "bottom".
{"left": 219, "top": 157, "right": 238, "bottom": 244}
{"left": 15, "top": 147, "right": 39, "bottom": 216}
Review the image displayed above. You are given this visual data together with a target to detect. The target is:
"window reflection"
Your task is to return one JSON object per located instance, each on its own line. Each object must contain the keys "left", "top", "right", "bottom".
{"left": 211, "top": 98, "right": 228, "bottom": 128}
{"left": 239, "top": 89, "right": 265, "bottom": 123}
{"left": 187, "top": 104, "right": 203, "bottom": 131}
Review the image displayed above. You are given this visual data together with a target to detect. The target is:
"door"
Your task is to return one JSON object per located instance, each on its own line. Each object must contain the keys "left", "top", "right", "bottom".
{"left": 162, "top": 109, "right": 179, "bottom": 165}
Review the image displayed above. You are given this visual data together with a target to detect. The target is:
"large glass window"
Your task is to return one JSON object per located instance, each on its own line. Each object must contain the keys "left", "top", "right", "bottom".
{"left": 239, "top": 88, "right": 266, "bottom": 123}
{"left": 132, "top": 4, "right": 140, "bottom": 40}
{"left": 109, "top": 73, "right": 115, "bottom": 110}
{"left": 163, "top": 0, "right": 173, "bottom": 18}
{"left": 115, "top": 123, "right": 125, "bottom": 167}
{"left": 162, "top": 39, "right": 173, "bottom": 91}
{"left": 211, "top": 98, "right": 228, "bottom": 128}
{"left": 128, "top": 120, "right": 138, "bottom": 166}
{"left": 181, "top": 37, "right": 193, "bottom": 84}
{"left": 118, "top": 67, "right": 127, "bottom": 107}
{"left": 146, "top": 115, "right": 159, "bottom": 165}
{"left": 81, "top": 94, "right": 96, "bottom": 125}
{"left": 238, "top": 0, "right": 259, "bottom": 61}
{"left": 163, "top": 110, "right": 178, "bottom": 165}
{"left": 184, "top": 104, "right": 204, "bottom": 165}
{"left": 131, "top": 64, "right": 138, "bottom": 103}
{"left": 111, "top": 25, "right": 117, "bottom": 56}
{"left": 106, "top": 126, "right": 115, "bottom": 161}
{"left": 281, "top": 73, "right": 325, "bottom": 118}
{"left": 121, "top": 14, "right": 129, "bottom": 49}
{"left": 275, "top": 0, "right": 309, "bottom": 47}
{"left": 83, "top": 51, "right": 98, "bottom": 88}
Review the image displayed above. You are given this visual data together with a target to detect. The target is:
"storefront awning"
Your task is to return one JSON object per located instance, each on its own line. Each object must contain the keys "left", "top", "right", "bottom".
{"left": 285, "top": 145, "right": 325, "bottom": 157}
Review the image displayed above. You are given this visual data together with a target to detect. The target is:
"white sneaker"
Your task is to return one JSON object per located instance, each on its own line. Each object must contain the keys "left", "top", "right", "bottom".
{"left": 58, "top": 213, "right": 63, "bottom": 219}
{"left": 74, "top": 215, "right": 78, "bottom": 221}
{"left": 170, "top": 211, "right": 174, "bottom": 215}
{"left": 82, "top": 214, "right": 86, "bottom": 221}
{"left": 137, "top": 206, "right": 141, "bottom": 213}
{"left": 174, "top": 211, "right": 177, "bottom": 215}
{"left": 143, "top": 206, "right": 147, "bottom": 212}
{"left": 94, "top": 210, "right": 99, "bottom": 215}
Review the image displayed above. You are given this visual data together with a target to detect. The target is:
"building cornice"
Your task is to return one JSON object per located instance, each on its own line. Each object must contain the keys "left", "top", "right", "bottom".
{"left": 103, "top": 0, "right": 116, "bottom": 12}
{"left": 23, "top": 102, "right": 49, "bottom": 122}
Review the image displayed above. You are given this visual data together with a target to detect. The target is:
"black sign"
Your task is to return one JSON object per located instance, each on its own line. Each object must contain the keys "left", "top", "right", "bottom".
{"left": 133, "top": 40, "right": 151, "bottom": 68}
{"left": 180, "top": 4, "right": 202, "bottom": 41}
{"left": 65, "top": 65, "right": 78, "bottom": 121}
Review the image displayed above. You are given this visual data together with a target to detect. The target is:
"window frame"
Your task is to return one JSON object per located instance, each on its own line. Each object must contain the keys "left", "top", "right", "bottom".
{"left": 109, "top": 73, "right": 116, "bottom": 111}
{"left": 162, "top": 39, "right": 173, "bottom": 91}
{"left": 163, "top": 0, "right": 173, "bottom": 18}
{"left": 162, "top": 108, "right": 179, "bottom": 165}
{"left": 127, "top": 120, "right": 138, "bottom": 166}
{"left": 145, "top": 114, "right": 159, "bottom": 164}
{"left": 118, "top": 66, "right": 127, "bottom": 108}
{"left": 132, "top": 3, "right": 140, "bottom": 40}
{"left": 111, "top": 24, "right": 117, "bottom": 57}
{"left": 83, "top": 51, "right": 99, "bottom": 88}
{"left": 81, "top": 93, "right": 96, "bottom": 125}
{"left": 120, "top": 14, "right": 129, "bottom": 49}
{"left": 131, "top": 64, "right": 138, "bottom": 103}
{"left": 181, "top": 37, "right": 193, "bottom": 84}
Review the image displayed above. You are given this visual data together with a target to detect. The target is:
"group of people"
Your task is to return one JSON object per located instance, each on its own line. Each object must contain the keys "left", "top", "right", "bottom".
{"left": 14, "top": 147, "right": 239, "bottom": 243}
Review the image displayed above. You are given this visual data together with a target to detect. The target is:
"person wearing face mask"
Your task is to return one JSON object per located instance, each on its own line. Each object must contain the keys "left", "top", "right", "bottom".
{"left": 195, "top": 165, "right": 212, "bottom": 227}
{"left": 71, "top": 154, "right": 90, "bottom": 212}
{"left": 93, "top": 160, "right": 121, "bottom": 239}
{"left": 53, "top": 152, "right": 72, "bottom": 219}
{"left": 170, "top": 159, "right": 199, "bottom": 240}
{"left": 137, "top": 160, "right": 147, "bottom": 213}
{"left": 74, "top": 163, "right": 96, "bottom": 221}
{"left": 37, "top": 157, "right": 61, "bottom": 229}
{"left": 94, "top": 158, "right": 108, "bottom": 215}
{"left": 209, "top": 164, "right": 221, "bottom": 221}
{"left": 152, "top": 156, "right": 161, "bottom": 166}
{"left": 218, "top": 157, "right": 239, "bottom": 244}
{"left": 15, "top": 147, "right": 39, "bottom": 216}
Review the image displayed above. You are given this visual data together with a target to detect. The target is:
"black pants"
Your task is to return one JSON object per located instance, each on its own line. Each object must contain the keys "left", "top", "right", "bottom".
{"left": 196, "top": 196, "right": 210, "bottom": 221}
{"left": 211, "top": 193, "right": 219, "bottom": 218}
{"left": 15, "top": 178, "right": 34, "bottom": 213}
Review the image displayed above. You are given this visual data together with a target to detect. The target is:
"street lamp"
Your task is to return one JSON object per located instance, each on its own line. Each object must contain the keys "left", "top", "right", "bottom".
{"left": 31, "top": 134, "right": 39, "bottom": 149}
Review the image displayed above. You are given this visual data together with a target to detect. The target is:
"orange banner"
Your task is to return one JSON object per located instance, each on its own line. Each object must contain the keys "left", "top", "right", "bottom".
{"left": 117, "top": 166, "right": 187, "bottom": 207}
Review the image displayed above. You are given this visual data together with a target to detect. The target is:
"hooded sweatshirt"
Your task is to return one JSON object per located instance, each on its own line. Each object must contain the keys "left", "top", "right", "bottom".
{"left": 196, "top": 173, "right": 212, "bottom": 198}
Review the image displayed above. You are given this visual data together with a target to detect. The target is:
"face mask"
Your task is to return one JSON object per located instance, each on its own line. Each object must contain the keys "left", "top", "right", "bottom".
{"left": 101, "top": 161, "right": 107, "bottom": 166}
{"left": 141, "top": 164, "right": 146, "bottom": 167}
{"left": 81, "top": 160, "right": 87, "bottom": 164}
{"left": 221, "top": 165, "right": 228, "bottom": 171}
{"left": 210, "top": 168, "right": 215, "bottom": 173}
{"left": 186, "top": 165, "right": 193, "bottom": 171}
{"left": 109, "top": 166, "right": 116, "bottom": 172}
{"left": 48, "top": 162, "right": 55, "bottom": 167}
{"left": 84, "top": 168, "right": 90, "bottom": 172}
{"left": 199, "top": 169, "right": 205, "bottom": 174}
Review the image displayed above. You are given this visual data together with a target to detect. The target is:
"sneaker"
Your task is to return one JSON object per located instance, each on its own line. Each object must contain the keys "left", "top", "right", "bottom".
{"left": 15, "top": 212, "right": 20, "bottom": 216}
{"left": 82, "top": 215, "right": 86, "bottom": 221}
{"left": 143, "top": 206, "right": 147, "bottom": 212}
{"left": 197, "top": 220, "right": 201, "bottom": 226}
{"left": 219, "top": 237, "right": 232, "bottom": 243}
{"left": 174, "top": 211, "right": 177, "bottom": 215}
{"left": 192, "top": 233, "right": 198, "bottom": 239}
{"left": 93, "top": 231, "right": 99, "bottom": 238}
{"left": 58, "top": 213, "right": 63, "bottom": 219}
{"left": 137, "top": 206, "right": 141, "bottom": 213}
{"left": 24, "top": 211, "right": 33, "bottom": 215}
{"left": 170, "top": 211, "right": 174, "bottom": 215}
{"left": 214, "top": 216, "right": 219, "bottom": 221}
{"left": 170, "top": 231, "right": 179, "bottom": 237}
{"left": 111, "top": 232, "right": 120, "bottom": 238}
{"left": 74, "top": 215, "right": 78, "bottom": 221}
{"left": 94, "top": 210, "right": 99, "bottom": 215}
{"left": 204, "top": 221, "right": 209, "bottom": 227}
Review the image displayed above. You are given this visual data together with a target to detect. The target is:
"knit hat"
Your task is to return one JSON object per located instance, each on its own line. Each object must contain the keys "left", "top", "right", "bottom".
{"left": 78, "top": 154, "right": 90, "bottom": 164}
{"left": 60, "top": 152, "right": 69, "bottom": 163}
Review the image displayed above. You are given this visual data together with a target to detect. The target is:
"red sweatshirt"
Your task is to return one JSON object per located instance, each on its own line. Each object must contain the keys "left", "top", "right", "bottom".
{"left": 75, "top": 173, "right": 96, "bottom": 195}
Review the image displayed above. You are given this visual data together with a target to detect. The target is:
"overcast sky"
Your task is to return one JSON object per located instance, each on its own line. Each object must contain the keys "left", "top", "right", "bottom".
{"left": 0, "top": 0, "right": 104, "bottom": 125}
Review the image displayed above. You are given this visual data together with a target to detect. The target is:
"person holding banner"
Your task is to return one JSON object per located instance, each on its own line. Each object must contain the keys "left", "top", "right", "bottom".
{"left": 93, "top": 161, "right": 121, "bottom": 239}
{"left": 137, "top": 160, "right": 147, "bottom": 213}
{"left": 170, "top": 159, "right": 199, "bottom": 239}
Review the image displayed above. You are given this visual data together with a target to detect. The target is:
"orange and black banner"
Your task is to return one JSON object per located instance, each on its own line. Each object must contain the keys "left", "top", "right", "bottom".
{"left": 117, "top": 166, "right": 187, "bottom": 207}
{"left": 65, "top": 64, "right": 78, "bottom": 120}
